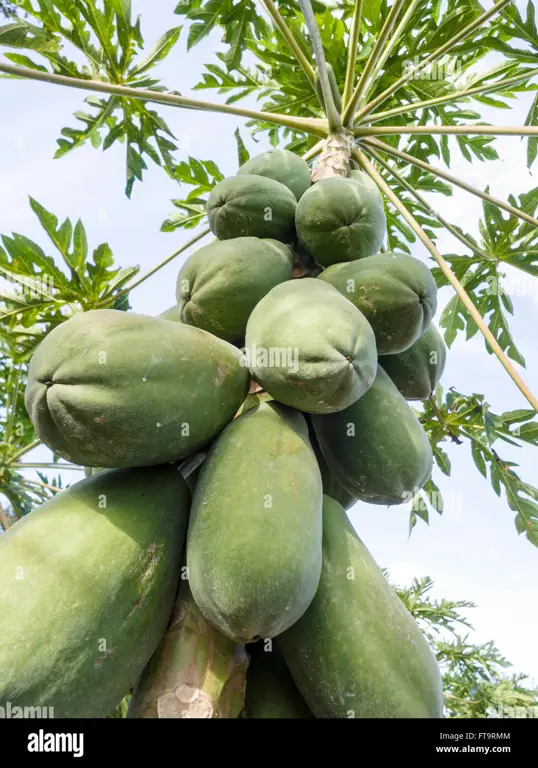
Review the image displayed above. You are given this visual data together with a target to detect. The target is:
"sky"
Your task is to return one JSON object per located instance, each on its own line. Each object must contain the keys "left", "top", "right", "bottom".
{"left": 0, "top": 1, "right": 537, "bottom": 684}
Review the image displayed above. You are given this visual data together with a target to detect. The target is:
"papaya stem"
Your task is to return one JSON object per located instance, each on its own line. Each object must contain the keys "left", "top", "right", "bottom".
{"left": 343, "top": 0, "right": 406, "bottom": 126}
{"left": 361, "top": 0, "right": 421, "bottom": 102}
{"left": 11, "top": 462, "right": 83, "bottom": 471}
{"left": 365, "top": 66, "right": 538, "bottom": 125}
{"left": 9, "top": 439, "right": 42, "bottom": 463}
{"left": 426, "top": 396, "right": 463, "bottom": 445}
{"left": 356, "top": 124, "right": 538, "bottom": 137}
{"left": 178, "top": 453, "right": 206, "bottom": 480}
{"left": 97, "top": 228, "right": 212, "bottom": 307}
{"left": 297, "top": 0, "right": 342, "bottom": 132}
{"left": 303, "top": 139, "right": 325, "bottom": 161}
{"left": 260, "top": 0, "right": 316, "bottom": 86}
{"left": 365, "top": 146, "right": 495, "bottom": 261}
{"left": 311, "top": 133, "right": 352, "bottom": 181}
{"left": 355, "top": 149, "right": 538, "bottom": 413}
{"left": 0, "top": 63, "right": 328, "bottom": 137}
{"left": 353, "top": 0, "right": 512, "bottom": 123}
{"left": 23, "top": 478, "right": 63, "bottom": 494}
{"left": 342, "top": 0, "right": 364, "bottom": 108}
{"left": 362, "top": 137, "right": 538, "bottom": 230}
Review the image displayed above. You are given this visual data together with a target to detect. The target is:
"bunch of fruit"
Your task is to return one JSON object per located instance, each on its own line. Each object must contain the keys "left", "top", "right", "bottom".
{"left": 0, "top": 149, "right": 446, "bottom": 719}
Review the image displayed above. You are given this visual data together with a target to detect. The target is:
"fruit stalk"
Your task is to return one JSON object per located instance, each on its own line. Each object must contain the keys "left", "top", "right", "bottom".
{"left": 128, "top": 580, "right": 249, "bottom": 718}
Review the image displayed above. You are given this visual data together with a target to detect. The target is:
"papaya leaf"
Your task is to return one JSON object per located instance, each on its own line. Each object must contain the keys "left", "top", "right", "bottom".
{"left": 161, "top": 201, "right": 207, "bottom": 233}
{"left": 0, "top": 200, "right": 137, "bottom": 352}
{"left": 128, "top": 26, "right": 182, "bottom": 77}
{"left": 525, "top": 91, "right": 538, "bottom": 169}
{"left": 235, "top": 128, "right": 250, "bottom": 167}
{"left": 420, "top": 390, "right": 538, "bottom": 547}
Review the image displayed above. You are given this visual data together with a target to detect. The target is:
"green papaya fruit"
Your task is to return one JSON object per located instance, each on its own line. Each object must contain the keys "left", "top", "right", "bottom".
{"left": 245, "top": 279, "right": 377, "bottom": 414}
{"left": 237, "top": 149, "right": 312, "bottom": 201}
{"left": 312, "top": 365, "right": 433, "bottom": 505}
{"left": 348, "top": 169, "right": 382, "bottom": 198}
{"left": 314, "top": 63, "right": 343, "bottom": 115}
{"left": 25, "top": 310, "right": 249, "bottom": 468}
{"left": 129, "top": 580, "right": 248, "bottom": 719}
{"left": 158, "top": 305, "right": 183, "bottom": 323}
{"left": 207, "top": 175, "right": 297, "bottom": 243}
{"left": 244, "top": 642, "right": 313, "bottom": 718}
{"left": 295, "top": 177, "right": 386, "bottom": 267}
{"left": 187, "top": 400, "right": 323, "bottom": 643}
{"left": 280, "top": 496, "right": 444, "bottom": 718}
{"left": 307, "top": 418, "right": 356, "bottom": 510}
{"left": 176, "top": 237, "right": 294, "bottom": 344}
{"left": 319, "top": 251, "right": 438, "bottom": 354}
{"left": 380, "top": 324, "right": 447, "bottom": 400}
{"left": 0, "top": 466, "right": 190, "bottom": 718}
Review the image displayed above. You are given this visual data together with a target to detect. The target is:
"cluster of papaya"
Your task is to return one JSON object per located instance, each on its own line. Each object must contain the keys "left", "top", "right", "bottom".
{"left": 0, "top": 148, "right": 446, "bottom": 719}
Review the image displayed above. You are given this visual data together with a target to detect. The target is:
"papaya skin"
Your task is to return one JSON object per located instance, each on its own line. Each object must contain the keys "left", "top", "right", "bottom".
{"left": 237, "top": 149, "right": 312, "bottom": 202}
{"left": 280, "top": 496, "right": 444, "bottom": 718}
{"left": 244, "top": 641, "right": 313, "bottom": 718}
{"left": 176, "top": 237, "right": 294, "bottom": 344}
{"left": 307, "top": 417, "right": 356, "bottom": 510}
{"left": 380, "top": 324, "right": 447, "bottom": 400}
{"left": 187, "top": 401, "right": 323, "bottom": 643}
{"left": 25, "top": 309, "right": 249, "bottom": 468}
{"left": 0, "top": 466, "right": 190, "bottom": 718}
{"left": 245, "top": 278, "right": 378, "bottom": 415}
{"left": 319, "top": 251, "right": 438, "bottom": 355}
{"left": 312, "top": 365, "right": 433, "bottom": 506}
{"left": 207, "top": 175, "right": 297, "bottom": 243}
{"left": 295, "top": 177, "right": 387, "bottom": 267}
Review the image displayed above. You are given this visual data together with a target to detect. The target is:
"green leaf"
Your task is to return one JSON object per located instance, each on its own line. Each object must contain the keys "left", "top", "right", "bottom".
{"left": 525, "top": 91, "right": 538, "bottom": 168}
{"left": 235, "top": 127, "right": 250, "bottom": 167}
{"left": 72, "top": 220, "right": 88, "bottom": 270}
{"left": 128, "top": 26, "right": 182, "bottom": 77}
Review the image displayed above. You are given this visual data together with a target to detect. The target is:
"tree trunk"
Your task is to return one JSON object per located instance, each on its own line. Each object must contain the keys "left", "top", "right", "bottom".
{"left": 127, "top": 579, "right": 249, "bottom": 718}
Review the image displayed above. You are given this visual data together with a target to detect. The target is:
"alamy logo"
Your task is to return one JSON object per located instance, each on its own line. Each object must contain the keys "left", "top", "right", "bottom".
{"left": 241, "top": 344, "right": 299, "bottom": 374}
{"left": 0, "top": 702, "right": 54, "bottom": 718}
{"left": 28, "top": 730, "right": 84, "bottom": 759}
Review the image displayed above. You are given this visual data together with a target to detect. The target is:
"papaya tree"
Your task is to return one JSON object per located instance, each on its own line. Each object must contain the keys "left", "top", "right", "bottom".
{"left": 0, "top": 0, "right": 537, "bottom": 720}
{"left": 397, "top": 576, "right": 538, "bottom": 719}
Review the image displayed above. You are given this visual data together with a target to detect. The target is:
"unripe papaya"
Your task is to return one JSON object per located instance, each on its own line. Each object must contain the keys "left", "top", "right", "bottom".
{"left": 279, "top": 496, "right": 444, "bottom": 718}
{"left": 296, "top": 177, "right": 386, "bottom": 266}
{"left": 318, "top": 251, "right": 438, "bottom": 354}
{"left": 237, "top": 149, "right": 312, "bottom": 201}
{"left": 349, "top": 169, "right": 383, "bottom": 199}
{"left": 187, "top": 400, "right": 323, "bottom": 643}
{"left": 314, "top": 63, "right": 343, "bottom": 114}
{"left": 312, "top": 365, "right": 433, "bottom": 505}
{"left": 207, "top": 175, "right": 297, "bottom": 243}
{"left": 307, "top": 418, "right": 356, "bottom": 510}
{"left": 0, "top": 466, "right": 190, "bottom": 718}
{"left": 380, "top": 324, "right": 447, "bottom": 400}
{"left": 176, "top": 237, "right": 294, "bottom": 344}
{"left": 245, "top": 279, "right": 377, "bottom": 414}
{"left": 25, "top": 310, "right": 249, "bottom": 468}
{"left": 244, "top": 642, "right": 313, "bottom": 718}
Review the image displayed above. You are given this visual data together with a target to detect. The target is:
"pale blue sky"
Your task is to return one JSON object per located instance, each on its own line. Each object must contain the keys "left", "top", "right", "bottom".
{"left": 1, "top": 1, "right": 537, "bottom": 682}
